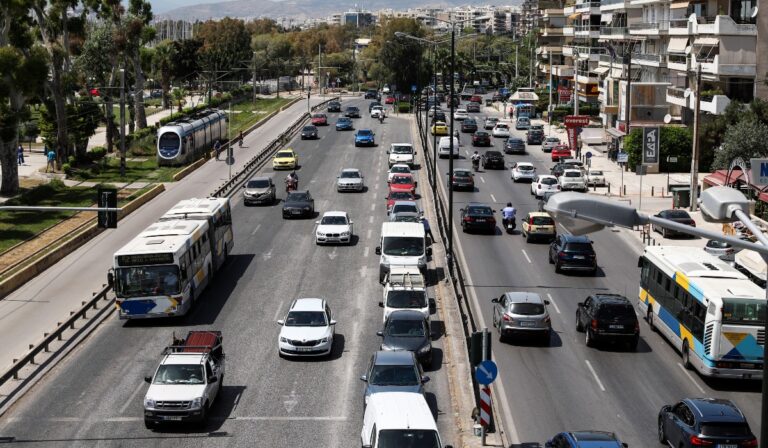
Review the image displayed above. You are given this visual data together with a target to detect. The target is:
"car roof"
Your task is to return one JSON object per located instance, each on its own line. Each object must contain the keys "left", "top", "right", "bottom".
{"left": 373, "top": 350, "right": 417, "bottom": 365}
{"left": 562, "top": 234, "right": 591, "bottom": 243}
{"left": 486, "top": 150, "right": 502, "bottom": 155}
{"left": 392, "top": 200, "right": 417, "bottom": 207}
{"left": 504, "top": 291, "right": 544, "bottom": 304}
{"left": 685, "top": 398, "right": 747, "bottom": 422}
{"left": 390, "top": 163, "right": 410, "bottom": 169}
{"left": 387, "top": 309, "right": 428, "bottom": 321}
{"left": 391, "top": 173, "right": 413, "bottom": 179}
{"left": 591, "top": 294, "right": 631, "bottom": 305}
{"left": 249, "top": 176, "right": 271, "bottom": 182}
{"left": 288, "top": 189, "right": 309, "bottom": 195}
{"left": 528, "top": 211, "right": 552, "bottom": 218}
{"left": 322, "top": 211, "right": 348, "bottom": 218}
{"left": 391, "top": 143, "right": 413, "bottom": 147}
{"left": 290, "top": 298, "right": 325, "bottom": 311}
{"left": 365, "top": 393, "right": 437, "bottom": 431}
{"left": 466, "top": 202, "right": 492, "bottom": 209}
{"left": 341, "top": 168, "right": 360, "bottom": 173}
{"left": 563, "top": 169, "right": 583, "bottom": 174}
{"left": 517, "top": 162, "right": 534, "bottom": 166}
{"left": 569, "top": 430, "right": 623, "bottom": 445}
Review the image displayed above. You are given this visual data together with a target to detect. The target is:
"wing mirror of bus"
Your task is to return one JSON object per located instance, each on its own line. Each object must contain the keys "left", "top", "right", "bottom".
{"left": 107, "top": 271, "right": 115, "bottom": 287}
{"left": 144, "top": 376, "right": 152, "bottom": 383}
{"left": 375, "top": 246, "right": 381, "bottom": 255}
{"left": 637, "top": 256, "right": 643, "bottom": 268}
{"left": 426, "top": 247, "right": 432, "bottom": 256}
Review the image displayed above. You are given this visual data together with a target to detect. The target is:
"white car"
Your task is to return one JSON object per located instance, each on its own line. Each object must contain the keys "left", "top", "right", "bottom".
{"left": 315, "top": 211, "right": 354, "bottom": 245}
{"left": 382, "top": 86, "right": 391, "bottom": 94}
{"left": 531, "top": 174, "right": 561, "bottom": 198}
{"left": 559, "top": 169, "right": 587, "bottom": 192}
{"left": 370, "top": 106, "right": 386, "bottom": 118}
{"left": 427, "top": 106, "right": 442, "bottom": 117}
{"left": 492, "top": 123, "right": 511, "bottom": 138}
{"left": 453, "top": 108, "right": 469, "bottom": 121}
{"left": 542, "top": 137, "right": 561, "bottom": 152}
{"left": 337, "top": 168, "right": 365, "bottom": 192}
{"left": 388, "top": 163, "right": 412, "bottom": 182}
{"left": 277, "top": 298, "right": 336, "bottom": 357}
{"left": 437, "top": 136, "right": 460, "bottom": 158}
{"left": 585, "top": 169, "right": 606, "bottom": 187}
{"left": 511, "top": 162, "right": 536, "bottom": 182}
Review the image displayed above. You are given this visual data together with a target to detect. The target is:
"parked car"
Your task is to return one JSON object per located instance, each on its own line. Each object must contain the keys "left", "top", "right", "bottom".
{"left": 377, "top": 310, "right": 433, "bottom": 368}
{"left": 521, "top": 211, "right": 556, "bottom": 242}
{"left": 472, "top": 131, "right": 492, "bottom": 147}
{"left": 282, "top": 190, "right": 315, "bottom": 219}
{"left": 461, "top": 118, "right": 478, "bottom": 133}
{"left": 658, "top": 398, "right": 757, "bottom": 448}
{"left": 300, "top": 125, "right": 318, "bottom": 140}
{"left": 310, "top": 113, "right": 327, "bottom": 126}
{"left": 492, "top": 123, "right": 511, "bottom": 138}
{"left": 481, "top": 150, "right": 505, "bottom": 170}
{"left": 450, "top": 169, "right": 475, "bottom": 191}
{"left": 491, "top": 292, "right": 552, "bottom": 343}
{"left": 544, "top": 431, "right": 628, "bottom": 448}
{"left": 337, "top": 168, "right": 365, "bottom": 192}
{"left": 277, "top": 298, "right": 336, "bottom": 357}
{"left": 511, "top": 162, "right": 536, "bottom": 182}
{"left": 585, "top": 169, "right": 606, "bottom": 187}
{"left": 558, "top": 169, "right": 587, "bottom": 192}
{"left": 360, "top": 351, "right": 429, "bottom": 408}
{"left": 576, "top": 294, "right": 639, "bottom": 349}
{"left": 542, "top": 137, "right": 561, "bottom": 152}
{"left": 504, "top": 137, "right": 526, "bottom": 154}
{"left": 652, "top": 209, "right": 696, "bottom": 238}
{"left": 315, "top": 211, "right": 354, "bottom": 245}
{"left": 551, "top": 145, "right": 572, "bottom": 162}
{"left": 531, "top": 174, "right": 560, "bottom": 198}
{"left": 243, "top": 176, "right": 276, "bottom": 205}
{"left": 549, "top": 234, "right": 597, "bottom": 274}
{"left": 460, "top": 203, "right": 496, "bottom": 234}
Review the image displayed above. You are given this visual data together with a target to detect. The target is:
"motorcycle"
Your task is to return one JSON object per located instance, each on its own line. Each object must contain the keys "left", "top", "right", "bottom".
{"left": 501, "top": 216, "right": 516, "bottom": 234}
{"left": 471, "top": 158, "right": 480, "bottom": 172}
{"left": 285, "top": 179, "right": 298, "bottom": 193}
{"left": 378, "top": 114, "right": 384, "bottom": 124}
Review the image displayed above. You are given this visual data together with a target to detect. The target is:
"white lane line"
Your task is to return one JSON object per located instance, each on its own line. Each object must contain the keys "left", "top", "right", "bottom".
{"left": 372, "top": 192, "right": 378, "bottom": 201}
{"left": 521, "top": 249, "right": 532, "bottom": 264}
{"left": 370, "top": 203, "right": 376, "bottom": 211}
{"left": 490, "top": 193, "right": 497, "bottom": 203}
{"left": 479, "top": 176, "right": 486, "bottom": 183}
{"left": 19, "top": 416, "right": 348, "bottom": 423}
{"left": 546, "top": 293, "right": 561, "bottom": 314}
{"left": 273, "top": 300, "right": 284, "bottom": 321}
{"left": 677, "top": 363, "right": 706, "bottom": 394}
{"left": 464, "top": 150, "right": 469, "bottom": 156}
{"left": 374, "top": 182, "right": 380, "bottom": 191}
{"left": 584, "top": 360, "right": 606, "bottom": 392}
{"left": 251, "top": 224, "right": 262, "bottom": 236}
{"left": 118, "top": 381, "right": 145, "bottom": 414}
{"left": 233, "top": 416, "right": 348, "bottom": 421}
{"left": 558, "top": 223, "right": 571, "bottom": 235}
{"left": 369, "top": 216, "right": 374, "bottom": 224}
{"left": 363, "top": 247, "right": 370, "bottom": 257}
{"left": 366, "top": 229, "right": 372, "bottom": 240}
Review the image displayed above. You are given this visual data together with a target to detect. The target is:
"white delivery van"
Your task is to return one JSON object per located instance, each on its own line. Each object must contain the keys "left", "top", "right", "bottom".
{"left": 376, "top": 222, "right": 429, "bottom": 283}
{"left": 361, "top": 392, "right": 452, "bottom": 448}
{"left": 437, "top": 136, "right": 460, "bottom": 158}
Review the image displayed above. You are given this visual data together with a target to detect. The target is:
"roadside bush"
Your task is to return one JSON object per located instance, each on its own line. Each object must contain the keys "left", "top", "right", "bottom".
{"left": 62, "top": 163, "right": 73, "bottom": 176}
{"left": 89, "top": 146, "right": 107, "bottom": 162}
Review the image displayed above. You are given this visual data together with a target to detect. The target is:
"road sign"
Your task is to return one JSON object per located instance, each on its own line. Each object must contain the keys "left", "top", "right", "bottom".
{"left": 475, "top": 360, "right": 498, "bottom": 385}
{"left": 585, "top": 151, "right": 593, "bottom": 159}
{"left": 97, "top": 188, "right": 118, "bottom": 229}
{"left": 411, "top": 84, "right": 417, "bottom": 92}
{"left": 667, "top": 156, "right": 678, "bottom": 163}
{"left": 617, "top": 151, "right": 629, "bottom": 163}
{"left": 479, "top": 386, "right": 492, "bottom": 428}
{"left": 642, "top": 126, "right": 660, "bottom": 164}
{"left": 751, "top": 158, "right": 768, "bottom": 184}
{"left": 564, "top": 115, "right": 590, "bottom": 127}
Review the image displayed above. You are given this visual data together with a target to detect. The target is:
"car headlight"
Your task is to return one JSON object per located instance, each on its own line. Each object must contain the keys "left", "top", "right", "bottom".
{"left": 341, "top": 231, "right": 350, "bottom": 236}
{"left": 280, "top": 337, "right": 289, "bottom": 343}
{"left": 144, "top": 398, "right": 156, "bottom": 408}
{"left": 303, "top": 206, "right": 310, "bottom": 211}
{"left": 316, "top": 232, "right": 325, "bottom": 237}
{"left": 319, "top": 337, "right": 329, "bottom": 343}
{"left": 190, "top": 397, "right": 203, "bottom": 410}
{"left": 418, "top": 344, "right": 432, "bottom": 354}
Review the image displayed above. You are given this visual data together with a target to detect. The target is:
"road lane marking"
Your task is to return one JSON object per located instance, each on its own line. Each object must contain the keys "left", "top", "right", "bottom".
{"left": 251, "top": 224, "right": 262, "bottom": 236}
{"left": 273, "top": 300, "right": 284, "bottom": 321}
{"left": 521, "top": 249, "right": 532, "bottom": 264}
{"left": 558, "top": 223, "right": 571, "bottom": 235}
{"left": 677, "top": 363, "right": 706, "bottom": 394}
{"left": 374, "top": 182, "right": 380, "bottom": 191}
{"left": 584, "top": 360, "right": 606, "bottom": 392}
{"left": 490, "top": 193, "right": 497, "bottom": 203}
{"left": 546, "top": 293, "right": 561, "bottom": 314}
{"left": 366, "top": 229, "right": 372, "bottom": 240}
{"left": 262, "top": 250, "right": 272, "bottom": 260}
{"left": 370, "top": 203, "right": 375, "bottom": 211}
{"left": 369, "top": 216, "right": 374, "bottom": 224}
{"left": 363, "top": 247, "right": 370, "bottom": 257}
{"left": 479, "top": 176, "right": 486, "bottom": 183}
{"left": 372, "top": 192, "right": 378, "bottom": 201}
{"left": 119, "top": 381, "right": 145, "bottom": 414}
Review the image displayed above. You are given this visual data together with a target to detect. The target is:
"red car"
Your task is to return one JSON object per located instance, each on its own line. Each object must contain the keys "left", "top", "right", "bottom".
{"left": 551, "top": 145, "right": 572, "bottom": 162}
{"left": 311, "top": 113, "right": 328, "bottom": 126}
{"left": 470, "top": 95, "right": 483, "bottom": 103}
{"left": 385, "top": 96, "right": 396, "bottom": 104}
{"left": 389, "top": 173, "right": 417, "bottom": 195}
{"left": 386, "top": 190, "right": 416, "bottom": 212}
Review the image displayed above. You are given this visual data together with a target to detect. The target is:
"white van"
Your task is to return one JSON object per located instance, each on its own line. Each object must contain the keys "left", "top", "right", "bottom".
{"left": 376, "top": 222, "right": 430, "bottom": 283}
{"left": 361, "top": 392, "right": 452, "bottom": 448}
{"left": 437, "top": 136, "right": 460, "bottom": 158}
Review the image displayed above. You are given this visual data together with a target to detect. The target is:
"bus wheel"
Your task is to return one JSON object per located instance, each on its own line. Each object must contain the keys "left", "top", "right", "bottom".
{"left": 647, "top": 311, "right": 655, "bottom": 332}
{"left": 682, "top": 341, "right": 692, "bottom": 370}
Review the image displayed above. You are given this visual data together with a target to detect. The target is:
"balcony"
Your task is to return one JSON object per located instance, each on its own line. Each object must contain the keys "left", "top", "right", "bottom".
{"left": 537, "top": 45, "right": 564, "bottom": 55}
{"left": 599, "top": 26, "right": 630, "bottom": 38}
{"left": 668, "top": 18, "right": 692, "bottom": 35}
{"left": 632, "top": 52, "right": 667, "bottom": 67}
{"left": 553, "top": 65, "right": 575, "bottom": 77}
{"left": 667, "top": 54, "right": 688, "bottom": 72}
{"left": 699, "top": 94, "right": 732, "bottom": 115}
{"left": 574, "top": 1, "right": 601, "bottom": 14}
{"left": 576, "top": 71, "right": 600, "bottom": 84}
{"left": 571, "top": 45, "right": 603, "bottom": 61}
{"left": 563, "top": 25, "right": 575, "bottom": 36}
{"left": 695, "top": 15, "right": 758, "bottom": 36}
{"left": 665, "top": 86, "right": 689, "bottom": 108}
{"left": 541, "top": 26, "right": 565, "bottom": 36}
{"left": 575, "top": 24, "right": 601, "bottom": 38}
{"left": 600, "top": 0, "right": 632, "bottom": 9}
{"left": 629, "top": 21, "right": 669, "bottom": 35}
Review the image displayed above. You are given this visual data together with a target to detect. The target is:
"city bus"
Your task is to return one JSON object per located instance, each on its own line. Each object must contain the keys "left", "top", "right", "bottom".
{"left": 638, "top": 246, "right": 765, "bottom": 379}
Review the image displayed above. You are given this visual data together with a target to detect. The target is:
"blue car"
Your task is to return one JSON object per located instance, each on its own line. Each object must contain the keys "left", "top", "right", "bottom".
{"left": 336, "top": 117, "right": 354, "bottom": 131}
{"left": 545, "top": 431, "right": 627, "bottom": 448}
{"left": 354, "top": 129, "right": 375, "bottom": 147}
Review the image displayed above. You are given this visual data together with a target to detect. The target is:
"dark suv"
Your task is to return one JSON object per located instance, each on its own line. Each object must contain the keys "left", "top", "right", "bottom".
{"left": 527, "top": 129, "right": 544, "bottom": 145}
{"left": 658, "top": 398, "right": 757, "bottom": 448}
{"left": 576, "top": 294, "right": 639, "bottom": 350}
{"left": 549, "top": 234, "right": 597, "bottom": 274}
{"left": 481, "top": 151, "right": 505, "bottom": 170}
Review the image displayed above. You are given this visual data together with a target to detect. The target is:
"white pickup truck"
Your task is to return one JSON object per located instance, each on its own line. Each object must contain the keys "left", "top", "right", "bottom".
{"left": 380, "top": 266, "right": 430, "bottom": 323}
{"left": 143, "top": 331, "right": 225, "bottom": 429}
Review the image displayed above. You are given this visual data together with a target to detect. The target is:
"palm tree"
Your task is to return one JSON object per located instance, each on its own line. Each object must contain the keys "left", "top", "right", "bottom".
{"left": 153, "top": 41, "right": 175, "bottom": 109}
{"left": 171, "top": 87, "right": 188, "bottom": 113}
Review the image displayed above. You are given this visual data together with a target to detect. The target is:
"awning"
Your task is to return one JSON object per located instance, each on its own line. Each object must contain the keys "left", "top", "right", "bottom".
{"left": 694, "top": 37, "right": 719, "bottom": 46}
{"left": 600, "top": 12, "right": 613, "bottom": 22}
{"left": 606, "top": 127, "right": 626, "bottom": 138}
{"left": 582, "top": 12, "right": 591, "bottom": 19}
{"left": 592, "top": 66, "right": 610, "bottom": 75}
{"left": 668, "top": 37, "right": 689, "bottom": 53}
{"left": 568, "top": 12, "right": 581, "bottom": 19}
{"left": 610, "top": 68, "right": 626, "bottom": 78}
{"left": 670, "top": 1, "right": 690, "bottom": 8}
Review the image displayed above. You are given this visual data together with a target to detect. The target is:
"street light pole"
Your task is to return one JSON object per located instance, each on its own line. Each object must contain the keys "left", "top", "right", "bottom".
{"left": 448, "top": 24, "right": 456, "bottom": 273}
{"left": 119, "top": 67, "right": 126, "bottom": 178}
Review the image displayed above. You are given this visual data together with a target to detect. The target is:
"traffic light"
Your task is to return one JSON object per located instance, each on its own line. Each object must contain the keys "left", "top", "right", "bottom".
{"left": 97, "top": 188, "right": 117, "bottom": 229}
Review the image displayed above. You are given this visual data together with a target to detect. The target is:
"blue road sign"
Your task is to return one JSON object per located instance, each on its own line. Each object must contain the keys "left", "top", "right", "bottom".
{"left": 475, "top": 360, "right": 498, "bottom": 385}
{"left": 411, "top": 85, "right": 417, "bottom": 92}
{"left": 585, "top": 151, "right": 593, "bottom": 159}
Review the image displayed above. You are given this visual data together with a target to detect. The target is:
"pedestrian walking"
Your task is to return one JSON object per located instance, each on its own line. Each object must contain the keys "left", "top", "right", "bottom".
{"left": 17, "top": 145, "right": 24, "bottom": 165}
{"left": 421, "top": 217, "right": 435, "bottom": 244}
{"left": 213, "top": 140, "right": 221, "bottom": 161}
{"left": 238, "top": 131, "right": 244, "bottom": 148}
{"left": 45, "top": 147, "right": 56, "bottom": 173}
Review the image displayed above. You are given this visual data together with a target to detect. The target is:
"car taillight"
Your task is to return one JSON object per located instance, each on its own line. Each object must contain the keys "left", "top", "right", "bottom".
{"left": 591, "top": 319, "right": 598, "bottom": 330}
{"left": 556, "top": 185, "right": 561, "bottom": 190}
{"left": 537, "top": 183, "right": 542, "bottom": 189}
{"left": 558, "top": 251, "right": 566, "bottom": 259}
{"left": 489, "top": 217, "right": 496, "bottom": 225}
{"left": 634, "top": 322, "right": 640, "bottom": 333}
{"left": 689, "top": 221, "right": 696, "bottom": 227}
{"left": 742, "top": 438, "right": 758, "bottom": 447}
{"left": 502, "top": 314, "right": 511, "bottom": 322}
{"left": 463, "top": 216, "right": 473, "bottom": 222}
{"left": 529, "top": 218, "right": 535, "bottom": 225}
{"left": 690, "top": 435, "right": 714, "bottom": 446}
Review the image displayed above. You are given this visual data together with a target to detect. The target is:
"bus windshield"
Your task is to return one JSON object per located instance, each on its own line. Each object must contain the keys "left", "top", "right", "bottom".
{"left": 722, "top": 299, "right": 766, "bottom": 325}
{"left": 116, "top": 265, "right": 181, "bottom": 298}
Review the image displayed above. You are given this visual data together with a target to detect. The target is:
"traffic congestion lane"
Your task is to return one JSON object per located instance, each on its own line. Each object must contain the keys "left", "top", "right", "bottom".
{"left": 0, "top": 98, "right": 457, "bottom": 447}
{"left": 425, "top": 101, "right": 761, "bottom": 444}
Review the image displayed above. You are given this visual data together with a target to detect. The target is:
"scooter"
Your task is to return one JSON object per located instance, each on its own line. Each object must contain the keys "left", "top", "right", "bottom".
{"left": 471, "top": 158, "right": 480, "bottom": 172}
{"left": 378, "top": 114, "right": 384, "bottom": 124}
{"left": 502, "top": 216, "right": 516, "bottom": 234}
{"left": 286, "top": 179, "right": 298, "bottom": 193}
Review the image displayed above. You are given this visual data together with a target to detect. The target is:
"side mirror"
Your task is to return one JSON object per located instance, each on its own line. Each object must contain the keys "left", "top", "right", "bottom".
{"left": 622, "top": 444, "right": 628, "bottom": 448}
{"left": 375, "top": 246, "right": 381, "bottom": 255}
{"left": 350, "top": 221, "right": 354, "bottom": 224}
{"left": 422, "top": 376, "right": 430, "bottom": 383}
{"left": 330, "top": 320, "right": 337, "bottom": 326}
{"left": 426, "top": 247, "right": 432, "bottom": 256}
{"left": 144, "top": 376, "right": 152, "bottom": 383}
{"left": 378, "top": 301, "right": 384, "bottom": 307}
{"left": 637, "top": 256, "right": 643, "bottom": 268}
{"left": 208, "top": 376, "right": 218, "bottom": 384}
{"left": 491, "top": 298, "right": 498, "bottom": 303}
{"left": 376, "top": 331, "right": 383, "bottom": 337}
{"left": 360, "top": 375, "right": 368, "bottom": 382}
{"left": 544, "top": 300, "right": 551, "bottom": 305}
{"left": 277, "top": 319, "right": 285, "bottom": 325}
{"left": 242, "top": 184, "right": 246, "bottom": 189}
{"left": 577, "top": 302, "right": 584, "bottom": 307}
{"left": 315, "top": 221, "right": 320, "bottom": 224}
{"left": 107, "top": 272, "right": 114, "bottom": 287}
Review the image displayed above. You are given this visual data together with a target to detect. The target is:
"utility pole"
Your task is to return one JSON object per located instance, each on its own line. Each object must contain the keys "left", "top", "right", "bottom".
{"left": 548, "top": 50, "right": 554, "bottom": 131}
{"left": 690, "top": 63, "right": 702, "bottom": 212}
{"left": 624, "top": 52, "right": 633, "bottom": 138}
{"left": 573, "top": 50, "right": 579, "bottom": 116}
{"left": 515, "top": 44, "right": 519, "bottom": 79}
{"left": 529, "top": 45, "right": 533, "bottom": 88}
{"left": 252, "top": 52, "right": 257, "bottom": 103}
{"left": 448, "top": 24, "right": 456, "bottom": 274}
{"left": 318, "top": 44, "right": 322, "bottom": 96}
{"left": 119, "top": 67, "right": 126, "bottom": 178}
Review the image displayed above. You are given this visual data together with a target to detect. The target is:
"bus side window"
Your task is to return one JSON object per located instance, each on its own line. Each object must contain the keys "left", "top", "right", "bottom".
{"left": 640, "top": 260, "right": 650, "bottom": 282}
{"left": 180, "top": 252, "right": 189, "bottom": 282}
{"left": 664, "top": 278, "right": 671, "bottom": 292}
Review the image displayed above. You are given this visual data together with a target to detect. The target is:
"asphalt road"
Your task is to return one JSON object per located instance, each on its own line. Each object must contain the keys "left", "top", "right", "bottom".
{"left": 428, "top": 100, "right": 761, "bottom": 446}
{"left": 0, "top": 98, "right": 457, "bottom": 447}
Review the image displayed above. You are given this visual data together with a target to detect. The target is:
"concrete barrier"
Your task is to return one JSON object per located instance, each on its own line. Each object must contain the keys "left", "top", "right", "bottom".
{"left": 172, "top": 157, "right": 205, "bottom": 182}
{"left": 0, "top": 183, "right": 165, "bottom": 300}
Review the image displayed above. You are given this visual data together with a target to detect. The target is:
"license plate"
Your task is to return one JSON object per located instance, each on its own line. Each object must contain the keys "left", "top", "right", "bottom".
{"left": 717, "top": 445, "right": 737, "bottom": 448}
{"left": 162, "top": 416, "right": 183, "bottom": 421}
{"left": 573, "top": 255, "right": 585, "bottom": 259}
{"left": 609, "top": 325, "right": 623, "bottom": 329}
{"left": 291, "top": 210, "right": 301, "bottom": 215}
{"left": 740, "top": 363, "right": 755, "bottom": 369}
{"left": 475, "top": 219, "right": 486, "bottom": 222}
{"left": 295, "top": 346, "right": 314, "bottom": 351}
{"left": 519, "top": 321, "right": 536, "bottom": 327}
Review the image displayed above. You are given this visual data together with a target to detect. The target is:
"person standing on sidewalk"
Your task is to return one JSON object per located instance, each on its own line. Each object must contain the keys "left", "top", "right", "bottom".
{"left": 45, "top": 147, "right": 56, "bottom": 173}
{"left": 17, "top": 144, "right": 24, "bottom": 165}
{"left": 213, "top": 139, "right": 221, "bottom": 161}
{"left": 238, "top": 131, "right": 244, "bottom": 148}
{"left": 421, "top": 217, "right": 435, "bottom": 244}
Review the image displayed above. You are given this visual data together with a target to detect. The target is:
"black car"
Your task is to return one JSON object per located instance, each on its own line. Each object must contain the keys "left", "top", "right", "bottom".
{"left": 450, "top": 169, "right": 475, "bottom": 191}
{"left": 436, "top": 92, "right": 446, "bottom": 103}
{"left": 327, "top": 101, "right": 341, "bottom": 112}
{"left": 576, "top": 294, "right": 639, "bottom": 349}
{"left": 282, "top": 190, "right": 315, "bottom": 219}
{"left": 466, "top": 102, "right": 481, "bottom": 113}
{"left": 491, "top": 93, "right": 504, "bottom": 102}
{"left": 652, "top": 209, "right": 696, "bottom": 238}
{"left": 377, "top": 310, "right": 433, "bottom": 368}
{"left": 364, "top": 89, "right": 377, "bottom": 99}
{"left": 658, "top": 398, "right": 757, "bottom": 448}
{"left": 461, "top": 118, "right": 478, "bottom": 133}
{"left": 345, "top": 106, "right": 361, "bottom": 118}
{"left": 460, "top": 203, "right": 496, "bottom": 234}
{"left": 433, "top": 111, "right": 447, "bottom": 122}
{"left": 472, "top": 131, "right": 492, "bottom": 147}
{"left": 549, "top": 234, "right": 597, "bottom": 274}
{"left": 527, "top": 129, "right": 544, "bottom": 145}
{"left": 368, "top": 101, "right": 382, "bottom": 112}
{"left": 481, "top": 150, "right": 505, "bottom": 169}
{"left": 300, "top": 125, "right": 318, "bottom": 140}
{"left": 504, "top": 137, "right": 526, "bottom": 154}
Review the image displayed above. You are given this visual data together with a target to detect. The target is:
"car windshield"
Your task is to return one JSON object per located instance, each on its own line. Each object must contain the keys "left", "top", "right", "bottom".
{"left": 152, "top": 364, "right": 205, "bottom": 385}
{"left": 564, "top": 242, "right": 593, "bottom": 252}
{"left": 387, "top": 319, "right": 426, "bottom": 337}
{"left": 286, "top": 192, "right": 309, "bottom": 202}
{"left": 369, "top": 365, "right": 420, "bottom": 386}
{"left": 378, "top": 430, "right": 440, "bottom": 448}
{"left": 392, "top": 204, "right": 418, "bottom": 214}
{"left": 564, "top": 172, "right": 581, "bottom": 178}
{"left": 722, "top": 299, "right": 766, "bottom": 325}
{"left": 475, "top": 132, "right": 488, "bottom": 137}
{"left": 347, "top": 107, "right": 358, "bottom": 111}
{"left": 358, "top": 130, "right": 373, "bottom": 136}
{"left": 486, "top": 152, "right": 502, "bottom": 157}
{"left": 382, "top": 237, "right": 424, "bottom": 256}
{"left": 387, "top": 291, "right": 428, "bottom": 308}
{"left": 246, "top": 179, "right": 270, "bottom": 188}
{"left": 540, "top": 177, "right": 558, "bottom": 185}
{"left": 311, "top": 114, "right": 324, "bottom": 118}
{"left": 454, "top": 171, "right": 471, "bottom": 178}
{"left": 518, "top": 165, "right": 534, "bottom": 171}
{"left": 392, "top": 166, "right": 409, "bottom": 174}
{"left": 338, "top": 118, "right": 350, "bottom": 122}
{"left": 276, "top": 151, "right": 293, "bottom": 158}
{"left": 303, "top": 126, "right": 316, "bottom": 131}
{"left": 486, "top": 118, "right": 498, "bottom": 123}
{"left": 115, "top": 265, "right": 180, "bottom": 298}
{"left": 589, "top": 171, "right": 603, "bottom": 175}
{"left": 340, "top": 171, "right": 360, "bottom": 179}
{"left": 392, "top": 176, "right": 412, "bottom": 185}
{"left": 389, "top": 192, "right": 413, "bottom": 200}
{"left": 706, "top": 240, "right": 730, "bottom": 249}
{"left": 467, "top": 206, "right": 493, "bottom": 216}
{"left": 285, "top": 310, "right": 327, "bottom": 327}
{"left": 321, "top": 216, "right": 347, "bottom": 225}
{"left": 392, "top": 145, "right": 413, "bottom": 154}
{"left": 464, "top": 119, "right": 476, "bottom": 124}
{"left": 496, "top": 124, "right": 509, "bottom": 129}
{"left": 510, "top": 303, "right": 545, "bottom": 315}
{"left": 546, "top": 138, "right": 560, "bottom": 143}
{"left": 665, "top": 210, "right": 691, "bottom": 219}
{"left": 597, "top": 304, "right": 634, "bottom": 319}
{"left": 531, "top": 216, "right": 554, "bottom": 225}
{"left": 700, "top": 423, "right": 752, "bottom": 437}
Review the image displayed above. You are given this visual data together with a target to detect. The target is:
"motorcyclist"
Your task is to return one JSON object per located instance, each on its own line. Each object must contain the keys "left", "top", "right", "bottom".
{"left": 285, "top": 171, "right": 299, "bottom": 191}
{"left": 471, "top": 151, "right": 481, "bottom": 170}
{"left": 501, "top": 202, "right": 516, "bottom": 229}
{"left": 378, "top": 113, "right": 384, "bottom": 123}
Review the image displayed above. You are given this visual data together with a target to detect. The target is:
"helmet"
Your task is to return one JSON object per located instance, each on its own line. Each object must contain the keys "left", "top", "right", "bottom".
{"left": 474, "top": 151, "right": 479, "bottom": 154}
{"left": 507, "top": 202, "right": 512, "bottom": 207}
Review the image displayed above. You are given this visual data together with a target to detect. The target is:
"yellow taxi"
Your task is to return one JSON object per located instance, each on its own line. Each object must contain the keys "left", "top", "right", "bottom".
{"left": 431, "top": 121, "right": 449, "bottom": 136}
{"left": 521, "top": 211, "right": 556, "bottom": 243}
{"left": 272, "top": 148, "right": 298, "bottom": 170}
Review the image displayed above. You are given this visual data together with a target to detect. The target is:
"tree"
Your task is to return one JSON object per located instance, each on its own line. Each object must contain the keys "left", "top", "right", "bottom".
{"left": 196, "top": 18, "right": 252, "bottom": 99}
{"left": 712, "top": 117, "right": 768, "bottom": 169}
{"left": 170, "top": 38, "right": 201, "bottom": 86}
{"left": 376, "top": 18, "right": 427, "bottom": 92}
{"left": 701, "top": 98, "right": 768, "bottom": 170}
{"left": 124, "top": 0, "right": 153, "bottom": 129}
{"left": 171, "top": 87, "right": 187, "bottom": 113}
{"left": 152, "top": 40, "right": 175, "bottom": 108}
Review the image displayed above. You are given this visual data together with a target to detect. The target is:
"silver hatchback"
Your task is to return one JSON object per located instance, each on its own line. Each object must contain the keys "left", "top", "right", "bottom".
{"left": 491, "top": 292, "right": 551, "bottom": 344}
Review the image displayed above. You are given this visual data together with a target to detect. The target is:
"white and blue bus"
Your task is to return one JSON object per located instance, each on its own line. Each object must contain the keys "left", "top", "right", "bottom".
{"left": 638, "top": 246, "right": 765, "bottom": 379}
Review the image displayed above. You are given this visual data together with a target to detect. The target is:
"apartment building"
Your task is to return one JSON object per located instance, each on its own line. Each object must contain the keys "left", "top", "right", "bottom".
{"left": 538, "top": 0, "right": 574, "bottom": 103}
